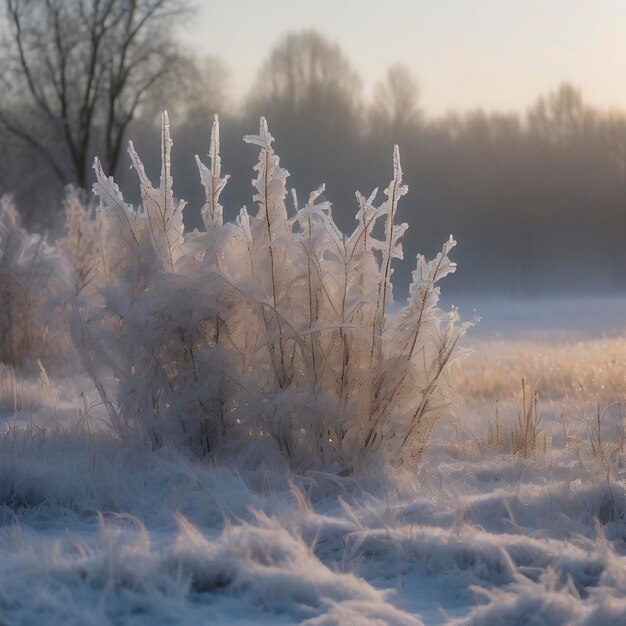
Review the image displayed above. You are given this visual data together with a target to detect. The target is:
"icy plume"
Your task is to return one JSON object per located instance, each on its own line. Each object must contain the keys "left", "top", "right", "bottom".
{"left": 71, "top": 114, "right": 468, "bottom": 472}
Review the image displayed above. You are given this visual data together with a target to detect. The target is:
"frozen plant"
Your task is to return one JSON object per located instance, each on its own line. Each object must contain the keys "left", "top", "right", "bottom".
{"left": 587, "top": 403, "right": 625, "bottom": 484}
{"left": 509, "top": 380, "right": 550, "bottom": 458}
{"left": 0, "top": 195, "right": 68, "bottom": 366}
{"left": 75, "top": 113, "right": 469, "bottom": 472}
{"left": 58, "top": 187, "right": 102, "bottom": 297}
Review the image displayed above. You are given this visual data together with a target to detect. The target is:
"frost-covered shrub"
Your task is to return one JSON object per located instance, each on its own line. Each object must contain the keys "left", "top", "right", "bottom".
{"left": 0, "top": 196, "right": 68, "bottom": 366}
{"left": 58, "top": 187, "right": 102, "bottom": 297}
{"left": 76, "top": 113, "right": 469, "bottom": 472}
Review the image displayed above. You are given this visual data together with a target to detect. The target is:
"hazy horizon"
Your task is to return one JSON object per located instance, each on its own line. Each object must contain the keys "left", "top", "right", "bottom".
{"left": 187, "top": 0, "right": 626, "bottom": 115}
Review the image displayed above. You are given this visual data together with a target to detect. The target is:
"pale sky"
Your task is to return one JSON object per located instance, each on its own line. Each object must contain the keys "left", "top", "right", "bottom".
{"left": 186, "top": 0, "right": 626, "bottom": 116}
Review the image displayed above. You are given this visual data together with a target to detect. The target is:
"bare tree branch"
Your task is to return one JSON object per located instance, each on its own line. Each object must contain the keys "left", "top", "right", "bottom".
{"left": 1, "top": 0, "right": 190, "bottom": 189}
{"left": 0, "top": 111, "right": 67, "bottom": 182}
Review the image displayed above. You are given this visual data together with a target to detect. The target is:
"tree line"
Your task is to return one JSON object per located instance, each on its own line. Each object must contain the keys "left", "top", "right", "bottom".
{"left": 1, "top": 3, "right": 625, "bottom": 296}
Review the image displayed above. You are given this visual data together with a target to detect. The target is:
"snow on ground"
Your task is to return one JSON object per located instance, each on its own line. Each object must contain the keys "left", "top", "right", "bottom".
{"left": 1, "top": 297, "right": 626, "bottom": 625}
{"left": 444, "top": 294, "right": 626, "bottom": 340}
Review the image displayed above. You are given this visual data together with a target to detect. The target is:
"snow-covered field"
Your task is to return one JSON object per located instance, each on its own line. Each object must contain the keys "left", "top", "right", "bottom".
{"left": 1, "top": 297, "right": 625, "bottom": 625}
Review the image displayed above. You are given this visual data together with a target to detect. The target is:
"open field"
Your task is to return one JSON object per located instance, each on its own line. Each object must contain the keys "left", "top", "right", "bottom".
{"left": 0, "top": 297, "right": 625, "bottom": 625}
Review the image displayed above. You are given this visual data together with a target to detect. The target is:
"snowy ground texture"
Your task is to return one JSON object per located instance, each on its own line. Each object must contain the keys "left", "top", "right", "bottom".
{"left": 1, "top": 298, "right": 626, "bottom": 626}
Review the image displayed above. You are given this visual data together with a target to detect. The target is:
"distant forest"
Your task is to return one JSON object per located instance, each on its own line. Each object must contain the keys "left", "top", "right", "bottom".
{"left": 3, "top": 27, "right": 626, "bottom": 297}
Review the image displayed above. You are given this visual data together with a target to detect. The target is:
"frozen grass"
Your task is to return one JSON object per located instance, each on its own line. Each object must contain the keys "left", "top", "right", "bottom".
{"left": 454, "top": 335, "right": 626, "bottom": 402}
{"left": 0, "top": 328, "right": 625, "bottom": 624}
{"left": 0, "top": 421, "right": 623, "bottom": 625}
{"left": 451, "top": 332, "right": 626, "bottom": 468}
{"left": 2, "top": 227, "right": 626, "bottom": 624}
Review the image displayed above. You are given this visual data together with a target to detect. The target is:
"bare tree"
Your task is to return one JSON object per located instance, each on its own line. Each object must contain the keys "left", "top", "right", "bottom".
{"left": 370, "top": 64, "right": 421, "bottom": 137}
{"left": 0, "top": 0, "right": 189, "bottom": 189}
{"left": 527, "top": 83, "right": 594, "bottom": 144}
{"left": 247, "top": 30, "right": 361, "bottom": 131}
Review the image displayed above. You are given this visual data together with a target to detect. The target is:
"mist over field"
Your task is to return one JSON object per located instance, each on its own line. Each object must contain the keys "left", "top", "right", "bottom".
{"left": 0, "top": 2, "right": 625, "bottom": 625}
